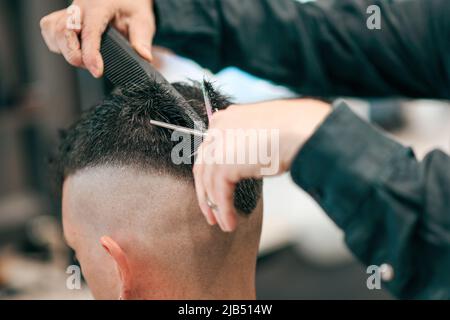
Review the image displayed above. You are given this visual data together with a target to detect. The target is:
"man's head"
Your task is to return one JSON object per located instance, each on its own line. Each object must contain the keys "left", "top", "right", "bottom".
{"left": 58, "top": 81, "right": 263, "bottom": 299}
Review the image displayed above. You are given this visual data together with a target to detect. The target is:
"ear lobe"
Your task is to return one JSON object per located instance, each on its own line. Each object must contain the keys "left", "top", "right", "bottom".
{"left": 100, "top": 236, "right": 132, "bottom": 298}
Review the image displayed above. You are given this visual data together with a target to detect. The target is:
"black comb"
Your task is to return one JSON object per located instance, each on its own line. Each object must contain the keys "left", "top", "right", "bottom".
{"left": 100, "top": 27, "right": 205, "bottom": 131}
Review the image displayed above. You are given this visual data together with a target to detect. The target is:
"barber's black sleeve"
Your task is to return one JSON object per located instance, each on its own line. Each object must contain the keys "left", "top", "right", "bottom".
{"left": 154, "top": 0, "right": 450, "bottom": 99}
{"left": 290, "top": 102, "right": 450, "bottom": 299}
{"left": 153, "top": 0, "right": 450, "bottom": 299}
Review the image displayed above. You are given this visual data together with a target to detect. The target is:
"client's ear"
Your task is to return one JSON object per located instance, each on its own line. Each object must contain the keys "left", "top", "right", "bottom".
{"left": 100, "top": 236, "right": 132, "bottom": 300}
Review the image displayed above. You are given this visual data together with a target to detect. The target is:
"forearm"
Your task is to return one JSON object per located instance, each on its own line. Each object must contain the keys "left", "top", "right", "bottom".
{"left": 154, "top": 0, "right": 450, "bottom": 98}
{"left": 291, "top": 103, "right": 450, "bottom": 299}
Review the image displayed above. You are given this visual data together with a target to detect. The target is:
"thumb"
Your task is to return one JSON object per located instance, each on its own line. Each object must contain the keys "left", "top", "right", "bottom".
{"left": 128, "top": 15, "right": 156, "bottom": 62}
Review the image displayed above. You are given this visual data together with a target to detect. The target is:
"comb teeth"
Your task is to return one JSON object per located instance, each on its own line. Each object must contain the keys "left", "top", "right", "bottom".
{"left": 101, "top": 34, "right": 149, "bottom": 87}
{"left": 100, "top": 27, "right": 206, "bottom": 134}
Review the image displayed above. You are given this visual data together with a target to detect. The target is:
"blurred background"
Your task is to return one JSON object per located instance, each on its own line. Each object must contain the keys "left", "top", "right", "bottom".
{"left": 0, "top": 0, "right": 448, "bottom": 299}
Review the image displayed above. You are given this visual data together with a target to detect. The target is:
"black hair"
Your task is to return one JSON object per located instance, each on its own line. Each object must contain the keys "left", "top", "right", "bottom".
{"left": 56, "top": 80, "right": 262, "bottom": 215}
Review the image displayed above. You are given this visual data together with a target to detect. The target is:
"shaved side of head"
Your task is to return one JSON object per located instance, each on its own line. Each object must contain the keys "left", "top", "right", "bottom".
{"left": 57, "top": 80, "right": 263, "bottom": 299}
{"left": 63, "top": 166, "right": 262, "bottom": 298}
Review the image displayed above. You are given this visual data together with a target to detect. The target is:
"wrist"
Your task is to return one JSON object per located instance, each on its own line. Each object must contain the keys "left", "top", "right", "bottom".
{"left": 282, "top": 100, "right": 332, "bottom": 171}
{"left": 299, "top": 100, "right": 332, "bottom": 143}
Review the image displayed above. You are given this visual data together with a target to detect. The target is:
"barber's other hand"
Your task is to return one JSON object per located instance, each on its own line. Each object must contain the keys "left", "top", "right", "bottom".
{"left": 193, "top": 99, "right": 331, "bottom": 232}
{"left": 40, "top": 0, "right": 155, "bottom": 78}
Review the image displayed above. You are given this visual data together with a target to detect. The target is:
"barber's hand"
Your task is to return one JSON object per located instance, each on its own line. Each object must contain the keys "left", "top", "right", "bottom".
{"left": 193, "top": 99, "right": 331, "bottom": 232}
{"left": 40, "top": 0, "right": 155, "bottom": 78}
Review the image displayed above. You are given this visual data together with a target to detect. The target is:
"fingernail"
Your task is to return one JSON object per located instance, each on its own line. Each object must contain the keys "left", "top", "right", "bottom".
{"left": 203, "top": 210, "right": 214, "bottom": 226}
{"left": 141, "top": 44, "right": 153, "bottom": 61}
{"left": 222, "top": 222, "right": 233, "bottom": 233}
{"left": 90, "top": 70, "right": 99, "bottom": 78}
{"left": 91, "top": 58, "right": 103, "bottom": 78}
{"left": 222, "top": 216, "right": 235, "bottom": 233}
{"left": 90, "top": 66, "right": 101, "bottom": 78}
{"left": 216, "top": 214, "right": 226, "bottom": 231}
{"left": 209, "top": 212, "right": 217, "bottom": 226}
{"left": 218, "top": 214, "right": 231, "bottom": 232}
{"left": 205, "top": 214, "right": 215, "bottom": 226}
{"left": 199, "top": 206, "right": 212, "bottom": 226}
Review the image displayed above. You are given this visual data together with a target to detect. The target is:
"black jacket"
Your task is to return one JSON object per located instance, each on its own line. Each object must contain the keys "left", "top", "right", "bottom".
{"left": 154, "top": 0, "right": 450, "bottom": 299}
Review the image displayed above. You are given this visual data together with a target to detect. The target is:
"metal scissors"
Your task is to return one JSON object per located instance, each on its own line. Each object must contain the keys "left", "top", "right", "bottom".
{"left": 149, "top": 119, "right": 207, "bottom": 137}
{"left": 150, "top": 78, "right": 216, "bottom": 137}
{"left": 201, "top": 79, "right": 214, "bottom": 121}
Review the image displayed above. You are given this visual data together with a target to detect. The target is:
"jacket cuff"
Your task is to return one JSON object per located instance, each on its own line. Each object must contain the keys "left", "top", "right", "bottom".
{"left": 290, "top": 102, "right": 403, "bottom": 229}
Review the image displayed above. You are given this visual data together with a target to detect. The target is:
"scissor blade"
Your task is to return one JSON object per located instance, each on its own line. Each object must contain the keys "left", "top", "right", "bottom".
{"left": 202, "top": 80, "right": 214, "bottom": 121}
{"left": 150, "top": 120, "right": 207, "bottom": 137}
